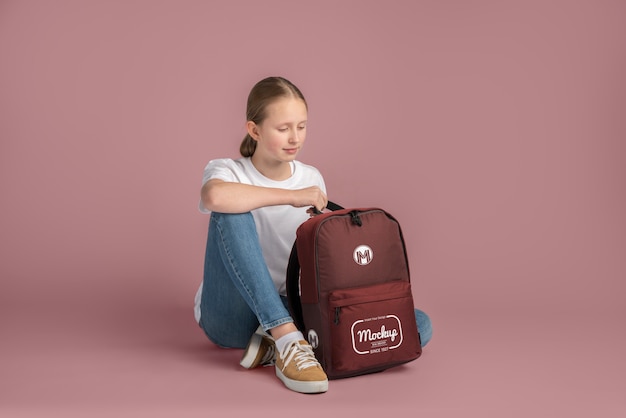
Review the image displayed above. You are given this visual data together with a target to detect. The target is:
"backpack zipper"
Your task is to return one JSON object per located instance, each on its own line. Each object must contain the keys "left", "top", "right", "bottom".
{"left": 334, "top": 307, "right": 341, "bottom": 325}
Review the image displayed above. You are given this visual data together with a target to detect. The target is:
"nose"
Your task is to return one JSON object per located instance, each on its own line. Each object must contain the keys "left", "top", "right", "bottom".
{"left": 289, "top": 129, "right": 300, "bottom": 143}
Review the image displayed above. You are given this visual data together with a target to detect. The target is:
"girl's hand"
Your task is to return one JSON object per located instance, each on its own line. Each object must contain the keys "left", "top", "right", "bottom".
{"left": 291, "top": 186, "right": 327, "bottom": 212}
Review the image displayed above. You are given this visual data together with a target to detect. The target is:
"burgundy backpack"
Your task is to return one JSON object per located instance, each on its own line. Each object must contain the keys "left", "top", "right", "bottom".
{"left": 286, "top": 203, "right": 421, "bottom": 379}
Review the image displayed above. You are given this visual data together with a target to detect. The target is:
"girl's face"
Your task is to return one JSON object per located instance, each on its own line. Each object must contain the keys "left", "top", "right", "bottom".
{"left": 248, "top": 97, "right": 308, "bottom": 167}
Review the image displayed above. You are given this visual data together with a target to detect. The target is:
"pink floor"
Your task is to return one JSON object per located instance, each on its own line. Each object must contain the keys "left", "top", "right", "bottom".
{"left": 2, "top": 1, "right": 626, "bottom": 416}
{"left": 3, "top": 290, "right": 624, "bottom": 417}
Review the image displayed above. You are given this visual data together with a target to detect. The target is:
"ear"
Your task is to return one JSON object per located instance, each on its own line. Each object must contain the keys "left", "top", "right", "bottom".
{"left": 246, "top": 121, "right": 260, "bottom": 141}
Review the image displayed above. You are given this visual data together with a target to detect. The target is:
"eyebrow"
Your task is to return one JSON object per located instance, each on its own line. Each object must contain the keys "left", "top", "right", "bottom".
{"left": 277, "top": 120, "right": 307, "bottom": 125}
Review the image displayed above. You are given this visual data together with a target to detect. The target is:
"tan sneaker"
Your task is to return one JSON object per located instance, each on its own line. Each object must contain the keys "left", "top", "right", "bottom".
{"left": 275, "top": 340, "right": 328, "bottom": 394}
{"left": 240, "top": 326, "right": 276, "bottom": 369}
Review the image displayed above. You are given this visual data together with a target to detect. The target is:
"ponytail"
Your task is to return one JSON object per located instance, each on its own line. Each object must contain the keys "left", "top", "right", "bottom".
{"left": 240, "top": 134, "right": 257, "bottom": 157}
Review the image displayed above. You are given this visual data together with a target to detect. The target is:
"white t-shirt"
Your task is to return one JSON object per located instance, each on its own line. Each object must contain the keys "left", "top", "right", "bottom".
{"left": 194, "top": 157, "right": 326, "bottom": 323}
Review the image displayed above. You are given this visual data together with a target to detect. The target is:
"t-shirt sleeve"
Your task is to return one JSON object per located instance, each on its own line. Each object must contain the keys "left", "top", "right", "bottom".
{"left": 201, "top": 159, "right": 238, "bottom": 186}
{"left": 198, "top": 159, "right": 239, "bottom": 213}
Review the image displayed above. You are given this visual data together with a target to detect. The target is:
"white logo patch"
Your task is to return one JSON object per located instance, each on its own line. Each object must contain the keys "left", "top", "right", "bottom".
{"left": 353, "top": 245, "right": 373, "bottom": 266}
{"left": 307, "top": 329, "right": 319, "bottom": 349}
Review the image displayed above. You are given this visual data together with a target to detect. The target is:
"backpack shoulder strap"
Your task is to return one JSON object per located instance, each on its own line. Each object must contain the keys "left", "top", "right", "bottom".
{"left": 286, "top": 243, "right": 305, "bottom": 331}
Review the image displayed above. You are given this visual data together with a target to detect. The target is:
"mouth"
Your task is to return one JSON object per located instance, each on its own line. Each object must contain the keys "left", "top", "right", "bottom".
{"left": 283, "top": 147, "right": 299, "bottom": 154}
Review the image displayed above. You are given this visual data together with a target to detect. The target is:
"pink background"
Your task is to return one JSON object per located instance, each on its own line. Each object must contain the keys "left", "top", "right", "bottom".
{"left": 1, "top": 0, "right": 625, "bottom": 416}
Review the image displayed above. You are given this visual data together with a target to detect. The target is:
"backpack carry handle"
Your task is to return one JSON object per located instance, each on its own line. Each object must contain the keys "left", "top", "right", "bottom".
{"left": 309, "top": 200, "right": 344, "bottom": 215}
{"left": 287, "top": 200, "right": 344, "bottom": 331}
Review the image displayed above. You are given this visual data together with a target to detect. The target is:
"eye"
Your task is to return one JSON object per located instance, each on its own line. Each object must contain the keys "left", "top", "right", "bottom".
{"left": 278, "top": 127, "right": 288, "bottom": 132}
{"left": 298, "top": 125, "right": 306, "bottom": 130}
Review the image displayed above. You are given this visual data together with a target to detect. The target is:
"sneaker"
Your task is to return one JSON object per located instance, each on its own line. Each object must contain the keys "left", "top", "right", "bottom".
{"left": 275, "top": 339, "right": 328, "bottom": 394}
{"left": 240, "top": 326, "right": 276, "bottom": 369}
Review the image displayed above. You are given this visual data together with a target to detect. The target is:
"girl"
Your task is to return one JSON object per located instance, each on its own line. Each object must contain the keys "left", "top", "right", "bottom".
{"left": 194, "top": 77, "right": 432, "bottom": 394}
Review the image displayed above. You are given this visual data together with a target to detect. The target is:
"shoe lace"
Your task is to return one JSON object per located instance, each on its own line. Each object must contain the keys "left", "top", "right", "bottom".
{"left": 261, "top": 341, "right": 276, "bottom": 366}
{"left": 280, "top": 341, "right": 320, "bottom": 371}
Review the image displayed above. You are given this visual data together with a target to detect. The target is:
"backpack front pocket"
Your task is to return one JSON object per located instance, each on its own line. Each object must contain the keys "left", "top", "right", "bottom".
{"left": 327, "top": 280, "right": 420, "bottom": 376}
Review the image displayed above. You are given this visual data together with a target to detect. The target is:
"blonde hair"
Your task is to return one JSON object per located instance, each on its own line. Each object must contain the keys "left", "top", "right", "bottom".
{"left": 240, "top": 77, "right": 307, "bottom": 157}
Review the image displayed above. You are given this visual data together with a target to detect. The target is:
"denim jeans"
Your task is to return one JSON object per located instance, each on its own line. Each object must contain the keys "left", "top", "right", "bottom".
{"left": 199, "top": 212, "right": 433, "bottom": 349}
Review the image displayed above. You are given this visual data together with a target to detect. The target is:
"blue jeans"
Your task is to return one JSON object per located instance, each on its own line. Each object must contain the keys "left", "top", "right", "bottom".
{"left": 199, "top": 212, "right": 433, "bottom": 349}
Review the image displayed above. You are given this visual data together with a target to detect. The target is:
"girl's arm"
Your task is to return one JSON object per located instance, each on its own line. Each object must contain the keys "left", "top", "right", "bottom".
{"left": 201, "top": 179, "right": 327, "bottom": 213}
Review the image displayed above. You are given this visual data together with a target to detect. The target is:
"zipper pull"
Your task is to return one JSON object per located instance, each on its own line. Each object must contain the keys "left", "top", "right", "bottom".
{"left": 349, "top": 210, "right": 362, "bottom": 226}
{"left": 334, "top": 307, "right": 341, "bottom": 325}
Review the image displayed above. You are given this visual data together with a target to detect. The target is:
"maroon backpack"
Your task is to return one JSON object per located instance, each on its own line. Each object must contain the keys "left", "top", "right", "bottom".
{"left": 286, "top": 203, "right": 421, "bottom": 379}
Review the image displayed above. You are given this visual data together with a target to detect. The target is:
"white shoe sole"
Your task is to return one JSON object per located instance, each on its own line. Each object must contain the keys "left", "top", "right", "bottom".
{"left": 240, "top": 333, "right": 262, "bottom": 369}
{"left": 275, "top": 367, "right": 328, "bottom": 394}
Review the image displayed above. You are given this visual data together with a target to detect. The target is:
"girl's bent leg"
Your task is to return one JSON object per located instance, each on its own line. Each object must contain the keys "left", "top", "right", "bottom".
{"left": 199, "top": 212, "right": 292, "bottom": 348}
{"left": 415, "top": 309, "right": 432, "bottom": 347}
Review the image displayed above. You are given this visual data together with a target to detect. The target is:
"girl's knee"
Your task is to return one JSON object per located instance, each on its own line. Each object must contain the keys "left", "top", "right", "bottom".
{"left": 199, "top": 316, "right": 256, "bottom": 349}
{"left": 211, "top": 211, "right": 254, "bottom": 225}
